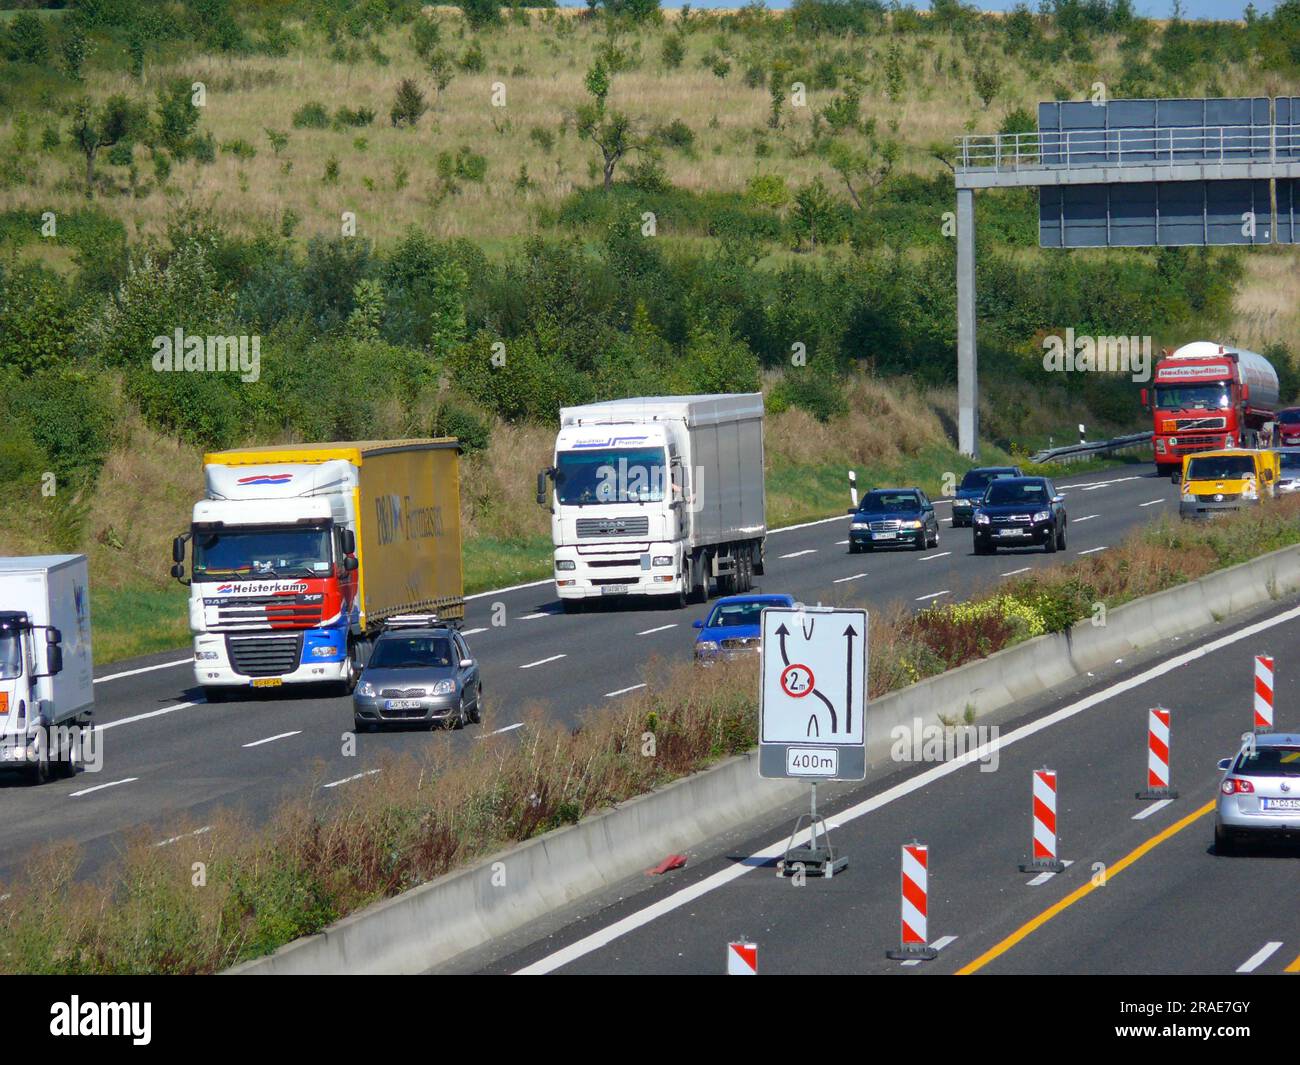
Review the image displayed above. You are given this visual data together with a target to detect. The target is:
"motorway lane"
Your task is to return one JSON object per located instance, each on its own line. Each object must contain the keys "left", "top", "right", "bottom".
{"left": 473, "top": 593, "right": 1300, "bottom": 976}
{"left": 0, "top": 465, "right": 1176, "bottom": 882}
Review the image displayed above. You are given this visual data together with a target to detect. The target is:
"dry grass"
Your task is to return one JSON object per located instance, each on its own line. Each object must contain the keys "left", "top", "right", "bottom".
{"left": 1226, "top": 248, "right": 1300, "bottom": 356}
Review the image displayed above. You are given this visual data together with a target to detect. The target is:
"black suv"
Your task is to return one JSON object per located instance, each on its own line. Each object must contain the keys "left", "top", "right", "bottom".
{"left": 950, "top": 466, "right": 1021, "bottom": 527}
{"left": 849, "top": 488, "right": 940, "bottom": 552}
{"left": 972, "top": 476, "right": 1067, "bottom": 555}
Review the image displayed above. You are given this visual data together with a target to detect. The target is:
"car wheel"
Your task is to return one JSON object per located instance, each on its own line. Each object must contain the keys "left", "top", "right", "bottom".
{"left": 1044, "top": 529, "right": 1057, "bottom": 553}
{"left": 1057, "top": 525, "right": 1066, "bottom": 551}
{"left": 1214, "top": 822, "right": 1236, "bottom": 856}
{"left": 451, "top": 699, "right": 468, "bottom": 730}
{"left": 469, "top": 686, "right": 482, "bottom": 724}
{"left": 974, "top": 539, "right": 993, "bottom": 555}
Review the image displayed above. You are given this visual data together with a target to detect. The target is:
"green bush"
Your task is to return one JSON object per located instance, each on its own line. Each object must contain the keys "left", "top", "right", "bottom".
{"left": 9, "top": 370, "right": 116, "bottom": 489}
{"left": 768, "top": 368, "right": 848, "bottom": 423}
{"left": 291, "top": 101, "right": 330, "bottom": 129}
{"left": 434, "top": 399, "right": 491, "bottom": 454}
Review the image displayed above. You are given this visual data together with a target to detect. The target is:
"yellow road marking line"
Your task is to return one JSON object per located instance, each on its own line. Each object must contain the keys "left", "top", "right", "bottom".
{"left": 956, "top": 800, "right": 1216, "bottom": 975}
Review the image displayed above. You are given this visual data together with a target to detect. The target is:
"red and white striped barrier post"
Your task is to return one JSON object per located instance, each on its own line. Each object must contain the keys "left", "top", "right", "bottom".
{"left": 1020, "top": 768, "right": 1066, "bottom": 873}
{"left": 726, "top": 941, "right": 757, "bottom": 975}
{"left": 1254, "top": 654, "right": 1274, "bottom": 734}
{"left": 1137, "top": 707, "right": 1179, "bottom": 800}
{"left": 886, "top": 841, "right": 938, "bottom": 961}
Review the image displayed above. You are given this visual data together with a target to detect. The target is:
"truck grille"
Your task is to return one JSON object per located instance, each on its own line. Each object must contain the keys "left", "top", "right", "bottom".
{"left": 868, "top": 520, "right": 901, "bottom": 533}
{"left": 1173, "top": 417, "right": 1226, "bottom": 431}
{"left": 225, "top": 634, "right": 303, "bottom": 677}
{"left": 1195, "top": 493, "right": 1241, "bottom": 502}
{"left": 379, "top": 688, "right": 427, "bottom": 699}
{"left": 206, "top": 593, "right": 325, "bottom": 630}
{"left": 576, "top": 516, "right": 650, "bottom": 538}
{"left": 1169, "top": 434, "right": 1223, "bottom": 451}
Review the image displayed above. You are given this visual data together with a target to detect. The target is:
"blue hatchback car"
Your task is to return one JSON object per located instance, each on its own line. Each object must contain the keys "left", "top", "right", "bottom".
{"left": 693, "top": 593, "right": 797, "bottom": 662}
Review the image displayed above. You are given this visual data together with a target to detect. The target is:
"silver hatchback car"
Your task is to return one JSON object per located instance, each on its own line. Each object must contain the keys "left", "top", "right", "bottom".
{"left": 353, "top": 624, "right": 482, "bottom": 731}
{"left": 1214, "top": 732, "right": 1300, "bottom": 853}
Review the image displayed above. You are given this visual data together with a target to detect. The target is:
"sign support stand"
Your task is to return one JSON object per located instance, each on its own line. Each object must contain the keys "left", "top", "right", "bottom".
{"left": 780, "top": 781, "right": 848, "bottom": 877}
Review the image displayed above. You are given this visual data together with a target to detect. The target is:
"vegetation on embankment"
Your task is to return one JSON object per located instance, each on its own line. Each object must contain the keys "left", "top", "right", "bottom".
{"left": 3, "top": 493, "right": 1298, "bottom": 974}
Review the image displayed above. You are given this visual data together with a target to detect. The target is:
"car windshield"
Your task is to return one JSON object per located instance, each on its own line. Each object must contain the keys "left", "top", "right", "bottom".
{"left": 1154, "top": 384, "right": 1230, "bottom": 410}
{"left": 193, "top": 525, "right": 332, "bottom": 581}
{"left": 1185, "top": 456, "right": 1255, "bottom": 480}
{"left": 860, "top": 491, "right": 919, "bottom": 512}
{"left": 961, "top": 470, "right": 1015, "bottom": 491}
{"left": 0, "top": 632, "right": 22, "bottom": 681}
{"left": 1278, "top": 410, "right": 1300, "bottom": 424}
{"left": 1234, "top": 745, "right": 1300, "bottom": 777}
{"left": 1279, "top": 452, "right": 1300, "bottom": 471}
{"left": 705, "top": 601, "right": 778, "bottom": 628}
{"left": 986, "top": 481, "right": 1049, "bottom": 505}
{"left": 554, "top": 447, "right": 668, "bottom": 505}
{"left": 369, "top": 636, "right": 454, "bottom": 670}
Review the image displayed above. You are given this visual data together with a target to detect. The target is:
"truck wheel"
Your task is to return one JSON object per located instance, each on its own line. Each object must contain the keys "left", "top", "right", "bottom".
{"left": 562, "top": 599, "right": 585, "bottom": 615}
{"left": 338, "top": 642, "right": 359, "bottom": 696}
{"left": 28, "top": 729, "right": 50, "bottom": 786}
{"left": 753, "top": 545, "right": 765, "bottom": 576}
{"left": 204, "top": 686, "right": 227, "bottom": 704}
{"left": 53, "top": 730, "right": 77, "bottom": 779}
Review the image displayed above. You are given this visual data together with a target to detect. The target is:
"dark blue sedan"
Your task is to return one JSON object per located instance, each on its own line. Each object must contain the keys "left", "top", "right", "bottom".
{"left": 693, "top": 593, "right": 797, "bottom": 662}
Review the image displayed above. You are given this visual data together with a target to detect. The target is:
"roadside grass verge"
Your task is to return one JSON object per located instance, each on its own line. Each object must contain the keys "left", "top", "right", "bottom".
{"left": 4, "top": 498, "right": 1300, "bottom": 973}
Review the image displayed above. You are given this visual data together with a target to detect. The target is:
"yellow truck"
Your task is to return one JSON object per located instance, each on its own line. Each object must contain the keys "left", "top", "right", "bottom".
{"left": 171, "top": 440, "right": 463, "bottom": 699}
{"left": 1177, "top": 448, "right": 1279, "bottom": 520}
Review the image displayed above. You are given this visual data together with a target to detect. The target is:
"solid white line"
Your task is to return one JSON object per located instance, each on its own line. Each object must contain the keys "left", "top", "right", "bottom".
{"left": 1000, "top": 567, "right": 1031, "bottom": 577}
{"left": 241, "top": 730, "right": 302, "bottom": 748}
{"left": 900, "top": 935, "right": 958, "bottom": 966}
{"left": 1236, "top": 941, "right": 1283, "bottom": 973}
{"left": 770, "top": 514, "right": 851, "bottom": 534}
{"left": 153, "top": 826, "right": 212, "bottom": 848}
{"left": 915, "top": 590, "right": 950, "bottom": 602}
{"left": 97, "top": 701, "right": 200, "bottom": 732}
{"left": 1073, "top": 514, "right": 1098, "bottom": 523}
{"left": 464, "top": 578, "right": 552, "bottom": 601}
{"left": 637, "top": 624, "right": 677, "bottom": 636}
{"left": 520, "top": 654, "right": 566, "bottom": 669}
{"left": 95, "top": 658, "right": 189, "bottom": 684}
{"left": 70, "top": 777, "right": 139, "bottom": 798}
{"left": 779, "top": 550, "right": 817, "bottom": 559}
{"left": 1026, "top": 858, "right": 1074, "bottom": 886}
{"left": 1077, "top": 546, "right": 1107, "bottom": 555}
{"left": 919, "top": 551, "right": 951, "bottom": 561}
{"left": 462, "top": 627, "right": 488, "bottom": 636}
{"left": 515, "top": 599, "right": 1300, "bottom": 974}
{"left": 1131, "top": 798, "right": 1173, "bottom": 820}
{"left": 478, "top": 723, "right": 524, "bottom": 739}
{"left": 605, "top": 683, "right": 647, "bottom": 698}
{"left": 833, "top": 573, "right": 868, "bottom": 584}
{"left": 1139, "top": 499, "right": 1164, "bottom": 508}
{"left": 322, "top": 769, "right": 381, "bottom": 789}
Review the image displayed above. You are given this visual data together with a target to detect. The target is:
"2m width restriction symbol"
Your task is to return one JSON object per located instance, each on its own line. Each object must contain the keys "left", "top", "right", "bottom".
{"left": 780, "top": 663, "right": 815, "bottom": 698}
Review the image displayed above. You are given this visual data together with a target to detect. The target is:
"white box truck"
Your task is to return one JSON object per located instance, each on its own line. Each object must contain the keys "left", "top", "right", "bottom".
{"left": 538, "top": 394, "right": 766, "bottom": 610}
{"left": 0, "top": 555, "right": 94, "bottom": 784}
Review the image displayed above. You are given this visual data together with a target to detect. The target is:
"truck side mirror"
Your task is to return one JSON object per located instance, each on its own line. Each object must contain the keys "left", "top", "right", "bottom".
{"left": 172, "top": 536, "right": 186, "bottom": 563}
{"left": 536, "top": 471, "right": 547, "bottom": 507}
{"left": 1171, "top": 470, "right": 1181, "bottom": 484}
{"left": 46, "top": 644, "right": 63, "bottom": 676}
{"left": 341, "top": 528, "right": 356, "bottom": 555}
{"left": 344, "top": 556, "right": 358, "bottom": 572}
{"left": 46, "top": 627, "right": 61, "bottom": 645}
{"left": 170, "top": 562, "right": 185, "bottom": 580}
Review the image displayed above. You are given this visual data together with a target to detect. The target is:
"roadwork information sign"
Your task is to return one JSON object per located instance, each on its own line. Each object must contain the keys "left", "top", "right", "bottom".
{"left": 759, "top": 605, "right": 867, "bottom": 781}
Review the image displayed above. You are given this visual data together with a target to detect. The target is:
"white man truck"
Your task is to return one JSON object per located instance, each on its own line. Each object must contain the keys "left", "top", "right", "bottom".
{"left": 172, "top": 440, "right": 463, "bottom": 701}
{"left": 538, "top": 394, "right": 766, "bottom": 610}
{"left": 0, "top": 555, "right": 94, "bottom": 784}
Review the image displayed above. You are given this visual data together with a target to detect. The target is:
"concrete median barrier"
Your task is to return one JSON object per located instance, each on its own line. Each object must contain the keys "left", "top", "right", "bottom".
{"left": 229, "top": 542, "right": 1300, "bottom": 974}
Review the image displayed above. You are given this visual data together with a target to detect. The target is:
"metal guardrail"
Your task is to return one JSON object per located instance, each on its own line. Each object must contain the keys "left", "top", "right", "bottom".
{"left": 1028, "top": 431, "right": 1153, "bottom": 465}
{"left": 956, "top": 125, "right": 1300, "bottom": 173}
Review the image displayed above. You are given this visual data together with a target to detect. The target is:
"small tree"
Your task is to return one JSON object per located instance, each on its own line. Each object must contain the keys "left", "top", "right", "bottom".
{"left": 790, "top": 177, "right": 836, "bottom": 250}
{"left": 71, "top": 95, "right": 139, "bottom": 198}
{"left": 7, "top": 13, "right": 49, "bottom": 65}
{"left": 972, "top": 58, "right": 1003, "bottom": 110}
{"left": 390, "top": 78, "right": 428, "bottom": 127}
{"left": 827, "top": 130, "right": 897, "bottom": 212}
{"left": 458, "top": 0, "right": 502, "bottom": 31}
{"left": 577, "top": 106, "right": 637, "bottom": 190}
{"left": 661, "top": 34, "right": 685, "bottom": 69}
{"left": 61, "top": 20, "right": 91, "bottom": 81}
{"left": 155, "top": 79, "right": 201, "bottom": 157}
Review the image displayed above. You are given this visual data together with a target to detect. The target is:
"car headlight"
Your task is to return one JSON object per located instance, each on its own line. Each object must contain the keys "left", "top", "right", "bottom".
{"left": 954, "top": 498, "right": 971, "bottom": 507}
{"left": 974, "top": 512, "right": 990, "bottom": 525}
{"left": 1032, "top": 510, "right": 1051, "bottom": 523}
{"left": 850, "top": 522, "right": 869, "bottom": 530}
{"left": 652, "top": 555, "right": 673, "bottom": 567}
{"left": 1181, "top": 491, "right": 1194, "bottom": 503}
{"left": 310, "top": 645, "right": 338, "bottom": 657}
{"left": 902, "top": 520, "right": 922, "bottom": 529}
{"left": 357, "top": 681, "right": 376, "bottom": 698}
{"left": 555, "top": 559, "right": 575, "bottom": 571}
{"left": 195, "top": 650, "right": 219, "bottom": 661}
{"left": 430, "top": 679, "right": 456, "bottom": 696}
{"left": 695, "top": 640, "right": 719, "bottom": 654}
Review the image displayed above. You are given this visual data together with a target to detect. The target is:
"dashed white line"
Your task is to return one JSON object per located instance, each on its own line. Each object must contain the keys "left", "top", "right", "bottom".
{"left": 779, "top": 549, "right": 817, "bottom": 559}
{"left": 153, "top": 826, "right": 212, "bottom": 848}
{"left": 833, "top": 573, "right": 868, "bottom": 584}
{"left": 241, "top": 730, "right": 302, "bottom": 749}
{"left": 1077, "top": 546, "right": 1108, "bottom": 555}
{"left": 95, "top": 658, "right": 189, "bottom": 684}
{"left": 70, "top": 777, "right": 139, "bottom": 798}
{"left": 519, "top": 612, "right": 552, "bottom": 621}
{"left": 322, "top": 769, "right": 381, "bottom": 789}
{"left": 915, "top": 590, "right": 950, "bottom": 602}
{"left": 520, "top": 654, "right": 566, "bottom": 669}
{"left": 478, "top": 723, "right": 524, "bottom": 739}
{"left": 1131, "top": 798, "right": 1172, "bottom": 820}
{"left": 1026, "top": 859, "right": 1075, "bottom": 886}
{"left": 462, "top": 627, "right": 488, "bottom": 636}
{"left": 1000, "top": 567, "right": 1031, "bottom": 577}
{"left": 1236, "top": 941, "right": 1283, "bottom": 973}
{"left": 1139, "top": 499, "right": 1164, "bottom": 507}
{"left": 98, "top": 700, "right": 199, "bottom": 732}
{"left": 1073, "top": 514, "right": 1098, "bottom": 523}
{"left": 919, "top": 551, "right": 951, "bottom": 561}
{"left": 900, "top": 935, "right": 959, "bottom": 966}
{"left": 605, "top": 683, "right": 647, "bottom": 698}
{"left": 835, "top": 539, "right": 849, "bottom": 545}
{"left": 637, "top": 624, "right": 677, "bottom": 636}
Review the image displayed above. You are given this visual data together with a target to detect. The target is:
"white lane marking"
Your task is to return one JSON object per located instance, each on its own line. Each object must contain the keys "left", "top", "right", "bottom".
{"left": 1000, "top": 567, "right": 1031, "bottom": 577}
{"left": 1077, "top": 546, "right": 1107, "bottom": 555}
{"left": 515, "top": 599, "right": 1300, "bottom": 975}
{"left": 915, "top": 590, "right": 950, "bottom": 602}
{"left": 322, "top": 769, "right": 381, "bottom": 789}
{"left": 1080, "top": 476, "right": 1141, "bottom": 491}
{"left": 97, "top": 700, "right": 200, "bottom": 732}
{"left": 637, "top": 624, "right": 677, "bottom": 636}
{"left": 833, "top": 573, "right": 868, "bottom": 584}
{"left": 919, "top": 551, "right": 951, "bottom": 561}
{"left": 779, "top": 550, "right": 817, "bottom": 559}
{"left": 900, "top": 935, "right": 958, "bottom": 966}
{"left": 605, "top": 683, "right": 647, "bottom": 698}
{"left": 519, "top": 612, "right": 552, "bottom": 621}
{"left": 95, "top": 658, "right": 189, "bottom": 684}
{"left": 1139, "top": 499, "right": 1164, "bottom": 508}
{"left": 241, "top": 730, "right": 302, "bottom": 749}
{"left": 1026, "top": 858, "right": 1074, "bottom": 886}
{"left": 770, "top": 514, "right": 851, "bottom": 533}
{"left": 1236, "top": 942, "right": 1284, "bottom": 973}
{"left": 465, "top": 578, "right": 552, "bottom": 600}
{"left": 836, "top": 539, "right": 849, "bottom": 545}
{"left": 478, "top": 723, "right": 524, "bottom": 739}
{"left": 1131, "top": 798, "right": 1172, "bottom": 821}
{"left": 520, "top": 654, "right": 566, "bottom": 669}
{"left": 70, "top": 777, "right": 139, "bottom": 798}
{"left": 153, "top": 826, "right": 212, "bottom": 848}
{"left": 462, "top": 627, "right": 488, "bottom": 636}
{"left": 1073, "top": 514, "right": 1098, "bottom": 523}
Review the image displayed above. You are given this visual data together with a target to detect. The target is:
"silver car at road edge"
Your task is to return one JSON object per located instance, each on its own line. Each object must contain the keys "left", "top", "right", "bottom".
{"left": 1214, "top": 731, "right": 1300, "bottom": 853}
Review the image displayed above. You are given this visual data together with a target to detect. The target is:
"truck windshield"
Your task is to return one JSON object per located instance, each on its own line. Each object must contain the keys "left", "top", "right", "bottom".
{"left": 1154, "top": 384, "right": 1230, "bottom": 410}
{"left": 1186, "top": 456, "right": 1255, "bottom": 480}
{"left": 192, "top": 526, "right": 332, "bottom": 582}
{"left": 0, "top": 632, "right": 22, "bottom": 680}
{"left": 554, "top": 447, "right": 668, "bottom": 505}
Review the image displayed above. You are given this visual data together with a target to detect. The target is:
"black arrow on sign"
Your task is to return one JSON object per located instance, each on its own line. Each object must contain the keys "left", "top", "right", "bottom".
{"left": 843, "top": 624, "right": 858, "bottom": 734}
{"left": 774, "top": 622, "right": 790, "bottom": 666}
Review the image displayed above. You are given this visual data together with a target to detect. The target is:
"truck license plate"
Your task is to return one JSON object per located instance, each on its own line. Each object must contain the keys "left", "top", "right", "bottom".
{"left": 1262, "top": 797, "right": 1300, "bottom": 811}
{"left": 251, "top": 678, "right": 282, "bottom": 688}
{"left": 385, "top": 699, "right": 423, "bottom": 711}
{"left": 601, "top": 585, "right": 628, "bottom": 595}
